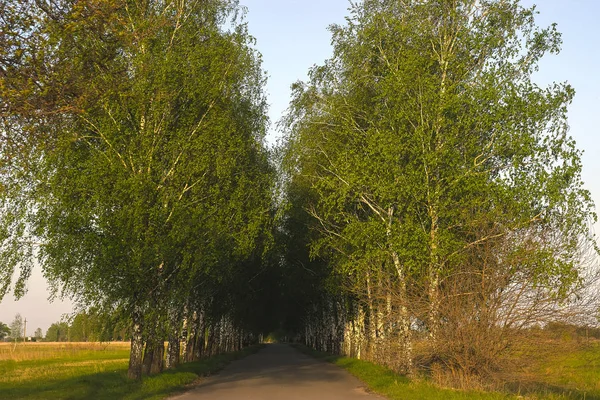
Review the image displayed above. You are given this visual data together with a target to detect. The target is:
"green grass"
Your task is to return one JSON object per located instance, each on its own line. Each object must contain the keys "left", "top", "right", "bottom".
{"left": 547, "top": 342, "right": 600, "bottom": 390}
{"left": 0, "top": 342, "right": 263, "bottom": 400}
{"left": 293, "top": 343, "right": 600, "bottom": 400}
{"left": 511, "top": 342, "right": 600, "bottom": 399}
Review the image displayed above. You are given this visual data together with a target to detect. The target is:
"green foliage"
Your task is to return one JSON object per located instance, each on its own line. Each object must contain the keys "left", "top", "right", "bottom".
{"left": 66, "top": 310, "right": 122, "bottom": 342}
{"left": 283, "top": 0, "right": 595, "bottom": 298}
{"left": 1, "top": 0, "right": 274, "bottom": 376}
{"left": 281, "top": 0, "right": 598, "bottom": 376}
{"left": 10, "top": 314, "right": 23, "bottom": 341}
{"left": 0, "top": 323, "right": 10, "bottom": 340}
{"left": 44, "top": 309, "right": 130, "bottom": 342}
{"left": 25, "top": 0, "right": 271, "bottom": 313}
{"left": 69, "top": 313, "right": 100, "bottom": 342}
{"left": 45, "top": 322, "right": 69, "bottom": 342}
{"left": 256, "top": 176, "right": 340, "bottom": 336}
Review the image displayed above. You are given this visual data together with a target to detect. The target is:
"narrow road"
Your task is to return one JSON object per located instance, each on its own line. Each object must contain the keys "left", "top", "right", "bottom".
{"left": 170, "top": 343, "right": 382, "bottom": 400}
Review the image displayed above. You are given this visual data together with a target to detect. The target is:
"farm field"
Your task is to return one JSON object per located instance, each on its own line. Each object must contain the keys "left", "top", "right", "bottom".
{"left": 0, "top": 342, "right": 261, "bottom": 400}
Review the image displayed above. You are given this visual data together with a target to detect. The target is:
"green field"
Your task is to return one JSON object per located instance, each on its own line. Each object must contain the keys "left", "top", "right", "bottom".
{"left": 0, "top": 342, "right": 262, "bottom": 400}
{"left": 511, "top": 340, "right": 600, "bottom": 399}
{"left": 294, "top": 341, "right": 600, "bottom": 400}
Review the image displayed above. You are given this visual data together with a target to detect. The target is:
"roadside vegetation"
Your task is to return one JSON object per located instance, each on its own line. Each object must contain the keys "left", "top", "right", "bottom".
{"left": 0, "top": 342, "right": 262, "bottom": 400}
{"left": 280, "top": 0, "right": 600, "bottom": 391}
{"left": 0, "top": 0, "right": 276, "bottom": 380}
{"left": 295, "top": 335, "right": 600, "bottom": 400}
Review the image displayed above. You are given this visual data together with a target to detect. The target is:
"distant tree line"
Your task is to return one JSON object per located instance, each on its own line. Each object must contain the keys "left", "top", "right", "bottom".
{"left": 44, "top": 310, "right": 129, "bottom": 342}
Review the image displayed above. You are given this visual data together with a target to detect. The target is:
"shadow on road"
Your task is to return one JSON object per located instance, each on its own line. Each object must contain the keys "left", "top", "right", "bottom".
{"left": 173, "top": 343, "right": 378, "bottom": 399}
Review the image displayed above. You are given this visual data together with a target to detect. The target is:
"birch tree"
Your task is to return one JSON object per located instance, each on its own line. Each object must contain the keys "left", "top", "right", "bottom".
{"left": 283, "top": 0, "right": 597, "bottom": 374}
{"left": 1, "top": 0, "right": 271, "bottom": 379}
{"left": 9, "top": 313, "right": 23, "bottom": 341}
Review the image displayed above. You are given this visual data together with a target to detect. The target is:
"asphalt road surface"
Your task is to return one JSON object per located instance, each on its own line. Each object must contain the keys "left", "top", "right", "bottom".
{"left": 170, "top": 343, "right": 383, "bottom": 400}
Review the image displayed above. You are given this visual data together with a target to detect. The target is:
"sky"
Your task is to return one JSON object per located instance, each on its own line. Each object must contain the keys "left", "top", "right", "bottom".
{"left": 1, "top": 0, "right": 599, "bottom": 335}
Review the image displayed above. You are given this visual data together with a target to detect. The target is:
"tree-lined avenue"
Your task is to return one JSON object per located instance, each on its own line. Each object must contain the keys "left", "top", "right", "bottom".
{"left": 0, "top": 0, "right": 598, "bottom": 392}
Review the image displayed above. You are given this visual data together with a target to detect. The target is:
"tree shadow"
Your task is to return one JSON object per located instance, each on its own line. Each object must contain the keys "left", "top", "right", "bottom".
{"left": 185, "top": 343, "right": 377, "bottom": 397}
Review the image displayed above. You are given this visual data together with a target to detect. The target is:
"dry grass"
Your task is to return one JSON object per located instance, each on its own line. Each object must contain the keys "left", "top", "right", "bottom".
{"left": 0, "top": 342, "right": 130, "bottom": 387}
{"left": 0, "top": 341, "right": 130, "bottom": 362}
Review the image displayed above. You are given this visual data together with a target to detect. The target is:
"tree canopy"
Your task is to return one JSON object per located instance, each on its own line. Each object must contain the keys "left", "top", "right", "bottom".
{"left": 282, "top": 0, "right": 597, "bottom": 374}
{"left": 1, "top": 0, "right": 274, "bottom": 379}
{"left": 0, "top": 322, "right": 10, "bottom": 340}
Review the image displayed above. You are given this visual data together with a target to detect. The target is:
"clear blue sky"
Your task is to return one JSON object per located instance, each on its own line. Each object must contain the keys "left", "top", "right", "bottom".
{"left": 1, "top": 0, "right": 598, "bottom": 335}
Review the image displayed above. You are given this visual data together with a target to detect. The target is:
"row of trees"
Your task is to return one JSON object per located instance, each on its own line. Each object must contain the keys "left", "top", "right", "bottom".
{"left": 0, "top": 0, "right": 278, "bottom": 379}
{"left": 0, "top": 315, "right": 29, "bottom": 341}
{"left": 0, "top": 0, "right": 597, "bottom": 387}
{"left": 281, "top": 0, "right": 598, "bottom": 385}
{"left": 44, "top": 310, "right": 128, "bottom": 342}
{"left": 0, "top": 311, "right": 126, "bottom": 341}
{"left": 0, "top": 314, "right": 44, "bottom": 341}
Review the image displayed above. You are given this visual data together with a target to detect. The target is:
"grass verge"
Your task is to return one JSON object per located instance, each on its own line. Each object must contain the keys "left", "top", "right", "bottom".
{"left": 292, "top": 344, "right": 511, "bottom": 400}
{"left": 292, "top": 343, "right": 600, "bottom": 400}
{"left": 0, "top": 343, "right": 263, "bottom": 400}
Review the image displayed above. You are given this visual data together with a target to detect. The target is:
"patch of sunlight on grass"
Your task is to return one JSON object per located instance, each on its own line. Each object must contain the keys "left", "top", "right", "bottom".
{"left": 0, "top": 342, "right": 130, "bottom": 362}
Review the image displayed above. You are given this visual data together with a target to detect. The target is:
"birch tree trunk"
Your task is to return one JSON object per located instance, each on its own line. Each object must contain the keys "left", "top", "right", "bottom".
{"left": 366, "top": 270, "right": 377, "bottom": 357}
{"left": 391, "top": 250, "right": 413, "bottom": 374}
{"left": 166, "top": 334, "right": 180, "bottom": 370}
{"left": 127, "top": 306, "right": 144, "bottom": 380}
{"left": 193, "top": 307, "right": 205, "bottom": 360}
{"left": 142, "top": 336, "right": 155, "bottom": 375}
{"left": 154, "top": 342, "right": 165, "bottom": 374}
{"left": 185, "top": 310, "right": 198, "bottom": 362}
{"left": 428, "top": 200, "right": 441, "bottom": 342}
{"left": 166, "top": 306, "right": 181, "bottom": 369}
